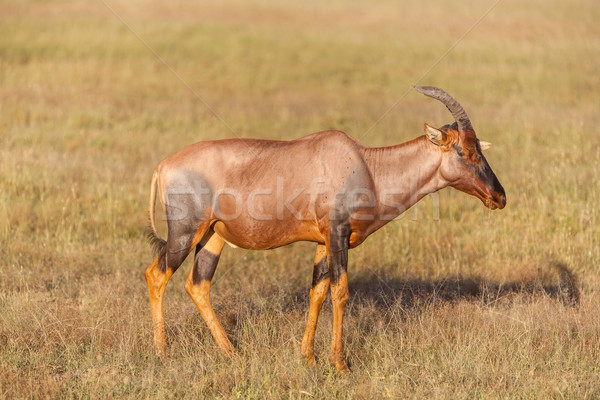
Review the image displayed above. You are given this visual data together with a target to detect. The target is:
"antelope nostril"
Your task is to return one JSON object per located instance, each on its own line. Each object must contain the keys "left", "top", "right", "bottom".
{"left": 498, "top": 194, "right": 507, "bottom": 208}
{"left": 490, "top": 192, "right": 506, "bottom": 209}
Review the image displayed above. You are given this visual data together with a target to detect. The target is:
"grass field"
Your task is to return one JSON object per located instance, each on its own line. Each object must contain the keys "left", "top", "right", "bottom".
{"left": 1, "top": 0, "right": 599, "bottom": 398}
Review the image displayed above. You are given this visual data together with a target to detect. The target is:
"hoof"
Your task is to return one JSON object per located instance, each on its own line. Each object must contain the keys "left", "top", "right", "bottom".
{"left": 330, "top": 357, "right": 350, "bottom": 375}
{"left": 220, "top": 345, "right": 236, "bottom": 359}
{"left": 301, "top": 342, "right": 317, "bottom": 367}
{"left": 154, "top": 345, "right": 168, "bottom": 362}
{"left": 305, "top": 355, "right": 317, "bottom": 368}
{"left": 334, "top": 361, "right": 350, "bottom": 375}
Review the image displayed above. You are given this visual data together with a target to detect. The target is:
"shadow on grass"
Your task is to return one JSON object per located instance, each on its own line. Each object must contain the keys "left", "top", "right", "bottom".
{"left": 346, "top": 262, "right": 580, "bottom": 309}
{"left": 174, "top": 263, "right": 579, "bottom": 345}
{"left": 285, "top": 262, "right": 580, "bottom": 313}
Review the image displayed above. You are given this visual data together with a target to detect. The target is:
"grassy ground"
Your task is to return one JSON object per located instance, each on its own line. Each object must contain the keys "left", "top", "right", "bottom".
{"left": 1, "top": 0, "right": 599, "bottom": 398}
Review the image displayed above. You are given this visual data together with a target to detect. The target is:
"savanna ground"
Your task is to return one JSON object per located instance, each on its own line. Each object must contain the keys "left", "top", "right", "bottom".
{"left": 1, "top": 0, "right": 599, "bottom": 398}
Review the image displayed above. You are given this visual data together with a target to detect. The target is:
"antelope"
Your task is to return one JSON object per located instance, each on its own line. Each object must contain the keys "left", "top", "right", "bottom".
{"left": 144, "top": 86, "right": 506, "bottom": 373}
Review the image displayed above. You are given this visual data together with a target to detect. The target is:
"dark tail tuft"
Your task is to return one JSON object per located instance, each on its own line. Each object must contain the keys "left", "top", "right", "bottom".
{"left": 146, "top": 222, "right": 167, "bottom": 256}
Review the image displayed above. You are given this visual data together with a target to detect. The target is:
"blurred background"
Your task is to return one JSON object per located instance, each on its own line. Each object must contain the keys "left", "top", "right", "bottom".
{"left": 1, "top": 0, "right": 598, "bottom": 397}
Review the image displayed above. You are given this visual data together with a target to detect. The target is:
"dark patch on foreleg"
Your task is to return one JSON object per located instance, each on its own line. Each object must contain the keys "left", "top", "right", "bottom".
{"left": 327, "top": 221, "right": 351, "bottom": 374}
{"left": 328, "top": 221, "right": 350, "bottom": 284}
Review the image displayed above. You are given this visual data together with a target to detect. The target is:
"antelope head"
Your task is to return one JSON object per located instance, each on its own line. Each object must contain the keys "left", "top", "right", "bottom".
{"left": 414, "top": 85, "right": 506, "bottom": 210}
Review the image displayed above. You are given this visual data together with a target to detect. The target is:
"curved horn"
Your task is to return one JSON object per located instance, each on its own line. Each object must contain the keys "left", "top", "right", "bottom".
{"left": 413, "top": 85, "right": 474, "bottom": 133}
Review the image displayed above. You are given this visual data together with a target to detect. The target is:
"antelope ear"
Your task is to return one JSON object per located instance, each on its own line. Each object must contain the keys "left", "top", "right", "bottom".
{"left": 424, "top": 123, "right": 447, "bottom": 146}
{"left": 479, "top": 140, "right": 492, "bottom": 151}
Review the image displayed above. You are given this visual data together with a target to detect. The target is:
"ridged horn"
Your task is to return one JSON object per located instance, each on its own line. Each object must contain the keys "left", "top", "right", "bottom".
{"left": 413, "top": 85, "right": 474, "bottom": 133}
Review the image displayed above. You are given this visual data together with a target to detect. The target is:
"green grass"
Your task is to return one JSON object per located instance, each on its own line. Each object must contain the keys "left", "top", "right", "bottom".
{"left": 1, "top": 0, "right": 599, "bottom": 398}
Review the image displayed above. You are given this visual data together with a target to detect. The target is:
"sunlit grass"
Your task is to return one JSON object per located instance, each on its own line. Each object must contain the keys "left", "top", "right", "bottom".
{"left": 1, "top": 0, "right": 599, "bottom": 397}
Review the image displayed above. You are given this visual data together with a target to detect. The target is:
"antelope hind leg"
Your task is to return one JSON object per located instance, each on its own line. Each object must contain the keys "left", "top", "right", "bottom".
{"left": 146, "top": 222, "right": 204, "bottom": 359}
{"left": 145, "top": 255, "right": 173, "bottom": 359}
{"left": 185, "top": 229, "right": 235, "bottom": 356}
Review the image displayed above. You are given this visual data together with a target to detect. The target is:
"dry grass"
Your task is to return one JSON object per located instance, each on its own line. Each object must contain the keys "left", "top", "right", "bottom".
{"left": 1, "top": 0, "right": 599, "bottom": 398}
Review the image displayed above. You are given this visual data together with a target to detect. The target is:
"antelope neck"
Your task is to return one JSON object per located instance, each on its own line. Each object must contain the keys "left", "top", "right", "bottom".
{"left": 361, "top": 135, "right": 447, "bottom": 221}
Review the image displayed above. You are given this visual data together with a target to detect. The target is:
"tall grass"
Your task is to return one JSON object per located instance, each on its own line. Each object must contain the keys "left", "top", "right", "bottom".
{"left": 1, "top": 0, "right": 599, "bottom": 397}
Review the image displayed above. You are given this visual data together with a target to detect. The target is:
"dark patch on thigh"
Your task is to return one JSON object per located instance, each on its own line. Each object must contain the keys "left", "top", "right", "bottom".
{"left": 157, "top": 246, "right": 168, "bottom": 273}
{"left": 160, "top": 168, "right": 215, "bottom": 274}
{"left": 161, "top": 229, "right": 196, "bottom": 273}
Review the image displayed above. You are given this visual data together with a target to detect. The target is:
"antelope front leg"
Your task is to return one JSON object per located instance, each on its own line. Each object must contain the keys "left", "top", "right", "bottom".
{"left": 329, "top": 258, "right": 349, "bottom": 373}
{"left": 301, "top": 244, "right": 330, "bottom": 367}
{"left": 327, "top": 226, "right": 350, "bottom": 374}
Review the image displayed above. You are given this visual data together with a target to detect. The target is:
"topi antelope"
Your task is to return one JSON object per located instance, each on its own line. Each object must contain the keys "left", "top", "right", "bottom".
{"left": 145, "top": 86, "right": 506, "bottom": 373}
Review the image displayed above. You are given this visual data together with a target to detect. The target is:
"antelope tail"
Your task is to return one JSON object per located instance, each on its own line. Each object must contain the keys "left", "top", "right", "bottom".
{"left": 146, "top": 170, "right": 167, "bottom": 255}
